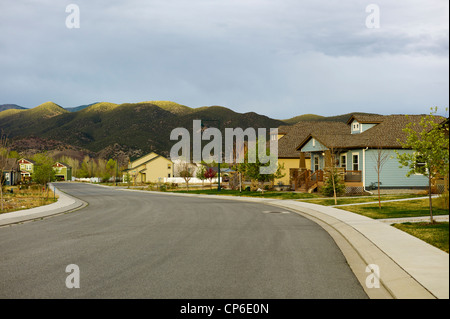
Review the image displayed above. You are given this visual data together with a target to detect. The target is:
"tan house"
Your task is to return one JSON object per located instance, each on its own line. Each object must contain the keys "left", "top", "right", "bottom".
{"left": 123, "top": 152, "right": 174, "bottom": 183}
{"left": 274, "top": 125, "right": 311, "bottom": 187}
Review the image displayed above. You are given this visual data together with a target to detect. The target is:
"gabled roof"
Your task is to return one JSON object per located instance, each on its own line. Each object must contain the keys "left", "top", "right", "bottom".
{"left": 124, "top": 154, "right": 173, "bottom": 171}
{"left": 295, "top": 114, "right": 447, "bottom": 151}
{"left": 18, "top": 158, "right": 36, "bottom": 164}
{"left": 54, "top": 162, "right": 72, "bottom": 168}
{"left": 278, "top": 121, "right": 348, "bottom": 158}
{"left": 2, "top": 158, "right": 19, "bottom": 171}
{"left": 129, "top": 152, "right": 172, "bottom": 166}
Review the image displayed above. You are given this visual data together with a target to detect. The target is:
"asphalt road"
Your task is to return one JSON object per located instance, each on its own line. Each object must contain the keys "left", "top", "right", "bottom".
{"left": 0, "top": 183, "right": 367, "bottom": 299}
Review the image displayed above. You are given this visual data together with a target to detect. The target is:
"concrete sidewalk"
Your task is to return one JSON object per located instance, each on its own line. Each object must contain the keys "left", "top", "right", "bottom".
{"left": 0, "top": 183, "right": 87, "bottom": 227}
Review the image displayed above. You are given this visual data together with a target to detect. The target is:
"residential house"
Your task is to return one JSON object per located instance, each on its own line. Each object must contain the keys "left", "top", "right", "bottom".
{"left": 2, "top": 158, "right": 20, "bottom": 186}
{"left": 18, "top": 158, "right": 35, "bottom": 181}
{"left": 123, "top": 152, "right": 174, "bottom": 183}
{"left": 291, "top": 114, "right": 446, "bottom": 194}
{"left": 274, "top": 124, "right": 311, "bottom": 187}
{"left": 53, "top": 162, "right": 72, "bottom": 181}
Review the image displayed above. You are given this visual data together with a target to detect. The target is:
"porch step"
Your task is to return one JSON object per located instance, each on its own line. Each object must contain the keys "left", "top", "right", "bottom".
{"left": 307, "top": 183, "right": 318, "bottom": 193}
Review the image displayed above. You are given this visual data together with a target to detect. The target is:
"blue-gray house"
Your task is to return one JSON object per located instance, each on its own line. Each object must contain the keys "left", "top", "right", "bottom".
{"left": 292, "top": 114, "right": 445, "bottom": 194}
{"left": 1, "top": 158, "right": 20, "bottom": 186}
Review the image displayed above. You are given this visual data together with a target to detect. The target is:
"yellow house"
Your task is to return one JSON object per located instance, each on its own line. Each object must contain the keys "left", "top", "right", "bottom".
{"left": 274, "top": 125, "right": 311, "bottom": 187}
{"left": 123, "top": 152, "right": 173, "bottom": 183}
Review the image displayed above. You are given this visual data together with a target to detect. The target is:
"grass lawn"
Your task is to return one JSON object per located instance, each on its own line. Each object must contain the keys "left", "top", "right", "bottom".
{"left": 0, "top": 186, "right": 58, "bottom": 214}
{"left": 392, "top": 222, "right": 449, "bottom": 253}
{"left": 336, "top": 198, "right": 449, "bottom": 219}
{"left": 172, "top": 189, "right": 321, "bottom": 200}
{"left": 299, "top": 194, "right": 427, "bottom": 206}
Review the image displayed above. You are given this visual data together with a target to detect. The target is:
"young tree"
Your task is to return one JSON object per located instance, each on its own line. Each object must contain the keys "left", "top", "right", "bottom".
{"left": 238, "top": 139, "right": 285, "bottom": 194}
{"left": 372, "top": 146, "right": 390, "bottom": 209}
{"left": 0, "top": 132, "right": 16, "bottom": 211}
{"left": 324, "top": 148, "right": 342, "bottom": 205}
{"left": 396, "top": 107, "right": 449, "bottom": 223}
{"left": 320, "top": 170, "right": 345, "bottom": 198}
{"left": 204, "top": 167, "right": 217, "bottom": 190}
{"left": 179, "top": 162, "right": 194, "bottom": 191}
{"left": 32, "top": 153, "right": 56, "bottom": 186}
{"left": 196, "top": 164, "right": 207, "bottom": 188}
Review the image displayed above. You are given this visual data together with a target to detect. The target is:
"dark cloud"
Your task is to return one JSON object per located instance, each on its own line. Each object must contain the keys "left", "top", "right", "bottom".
{"left": 0, "top": 0, "right": 448, "bottom": 118}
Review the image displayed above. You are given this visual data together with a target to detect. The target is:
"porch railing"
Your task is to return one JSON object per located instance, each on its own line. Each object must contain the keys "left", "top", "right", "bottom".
{"left": 344, "top": 170, "right": 362, "bottom": 182}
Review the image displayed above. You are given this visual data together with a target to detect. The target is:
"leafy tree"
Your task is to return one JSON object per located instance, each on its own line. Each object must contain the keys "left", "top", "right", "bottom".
{"left": 102, "top": 159, "right": 117, "bottom": 182}
{"left": 196, "top": 164, "right": 207, "bottom": 188}
{"left": 32, "top": 153, "right": 56, "bottom": 186}
{"left": 396, "top": 107, "right": 449, "bottom": 223}
{"left": 58, "top": 155, "right": 80, "bottom": 178}
{"left": 238, "top": 139, "right": 285, "bottom": 194}
{"left": 204, "top": 167, "right": 217, "bottom": 189}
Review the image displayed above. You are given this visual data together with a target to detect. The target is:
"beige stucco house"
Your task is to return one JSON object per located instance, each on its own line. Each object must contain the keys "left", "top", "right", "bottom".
{"left": 123, "top": 152, "right": 173, "bottom": 183}
{"left": 274, "top": 126, "right": 311, "bottom": 187}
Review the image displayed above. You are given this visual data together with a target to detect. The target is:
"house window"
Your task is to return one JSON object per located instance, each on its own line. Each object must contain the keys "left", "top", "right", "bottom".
{"left": 312, "top": 138, "right": 316, "bottom": 147}
{"left": 167, "top": 164, "right": 171, "bottom": 169}
{"left": 314, "top": 156, "right": 319, "bottom": 171}
{"left": 340, "top": 154, "right": 347, "bottom": 169}
{"left": 352, "top": 153, "right": 359, "bottom": 171}
{"left": 168, "top": 173, "right": 171, "bottom": 178}
{"left": 353, "top": 123, "right": 359, "bottom": 130}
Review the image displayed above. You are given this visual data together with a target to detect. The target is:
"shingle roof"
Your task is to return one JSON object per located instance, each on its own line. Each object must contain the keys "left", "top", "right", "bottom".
{"left": 346, "top": 114, "right": 385, "bottom": 124}
{"left": 294, "top": 114, "right": 446, "bottom": 151}
{"left": 278, "top": 121, "right": 348, "bottom": 157}
{"left": 2, "top": 158, "right": 19, "bottom": 171}
{"left": 276, "top": 114, "right": 446, "bottom": 156}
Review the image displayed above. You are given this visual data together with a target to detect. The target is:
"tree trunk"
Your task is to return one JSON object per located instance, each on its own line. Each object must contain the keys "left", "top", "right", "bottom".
{"left": 378, "top": 170, "right": 381, "bottom": 209}
{"left": 429, "top": 175, "right": 434, "bottom": 223}
{"left": 331, "top": 171, "right": 337, "bottom": 205}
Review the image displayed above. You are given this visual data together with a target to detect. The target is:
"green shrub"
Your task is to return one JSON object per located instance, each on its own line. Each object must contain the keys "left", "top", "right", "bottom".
{"left": 320, "top": 172, "right": 345, "bottom": 197}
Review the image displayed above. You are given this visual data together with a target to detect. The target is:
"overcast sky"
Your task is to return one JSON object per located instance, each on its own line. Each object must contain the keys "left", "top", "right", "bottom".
{"left": 0, "top": 0, "right": 448, "bottom": 119}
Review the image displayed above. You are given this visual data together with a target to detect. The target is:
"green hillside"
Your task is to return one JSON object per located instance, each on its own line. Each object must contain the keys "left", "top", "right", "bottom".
{"left": 0, "top": 100, "right": 381, "bottom": 159}
{"left": 283, "top": 114, "right": 325, "bottom": 124}
{"left": 0, "top": 101, "right": 284, "bottom": 158}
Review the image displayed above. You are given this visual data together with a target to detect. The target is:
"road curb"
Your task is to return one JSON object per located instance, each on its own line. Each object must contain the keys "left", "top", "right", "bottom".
{"left": 0, "top": 183, "right": 87, "bottom": 227}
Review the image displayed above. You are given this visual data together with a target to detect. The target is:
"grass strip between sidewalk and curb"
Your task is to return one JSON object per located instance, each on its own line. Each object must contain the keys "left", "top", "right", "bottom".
{"left": 392, "top": 222, "right": 449, "bottom": 253}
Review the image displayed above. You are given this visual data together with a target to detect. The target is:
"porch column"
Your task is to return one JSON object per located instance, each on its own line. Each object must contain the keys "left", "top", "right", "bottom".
{"left": 299, "top": 152, "right": 306, "bottom": 169}
{"left": 324, "top": 150, "right": 332, "bottom": 169}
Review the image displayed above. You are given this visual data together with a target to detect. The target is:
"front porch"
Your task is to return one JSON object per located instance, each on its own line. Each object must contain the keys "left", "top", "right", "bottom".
{"left": 290, "top": 168, "right": 363, "bottom": 194}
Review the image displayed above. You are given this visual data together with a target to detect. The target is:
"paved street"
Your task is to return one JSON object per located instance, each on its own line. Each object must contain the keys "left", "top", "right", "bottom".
{"left": 0, "top": 183, "right": 367, "bottom": 298}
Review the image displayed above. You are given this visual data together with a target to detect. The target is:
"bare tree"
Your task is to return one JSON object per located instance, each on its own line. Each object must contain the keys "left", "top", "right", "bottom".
{"left": 0, "top": 132, "right": 16, "bottom": 211}
{"left": 179, "top": 161, "right": 194, "bottom": 191}
{"left": 324, "top": 147, "right": 344, "bottom": 205}
{"left": 372, "top": 146, "right": 390, "bottom": 209}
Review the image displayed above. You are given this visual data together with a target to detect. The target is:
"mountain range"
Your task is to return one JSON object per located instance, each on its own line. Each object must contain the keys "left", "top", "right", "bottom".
{"left": 0, "top": 101, "right": 378, "bottom": 162}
